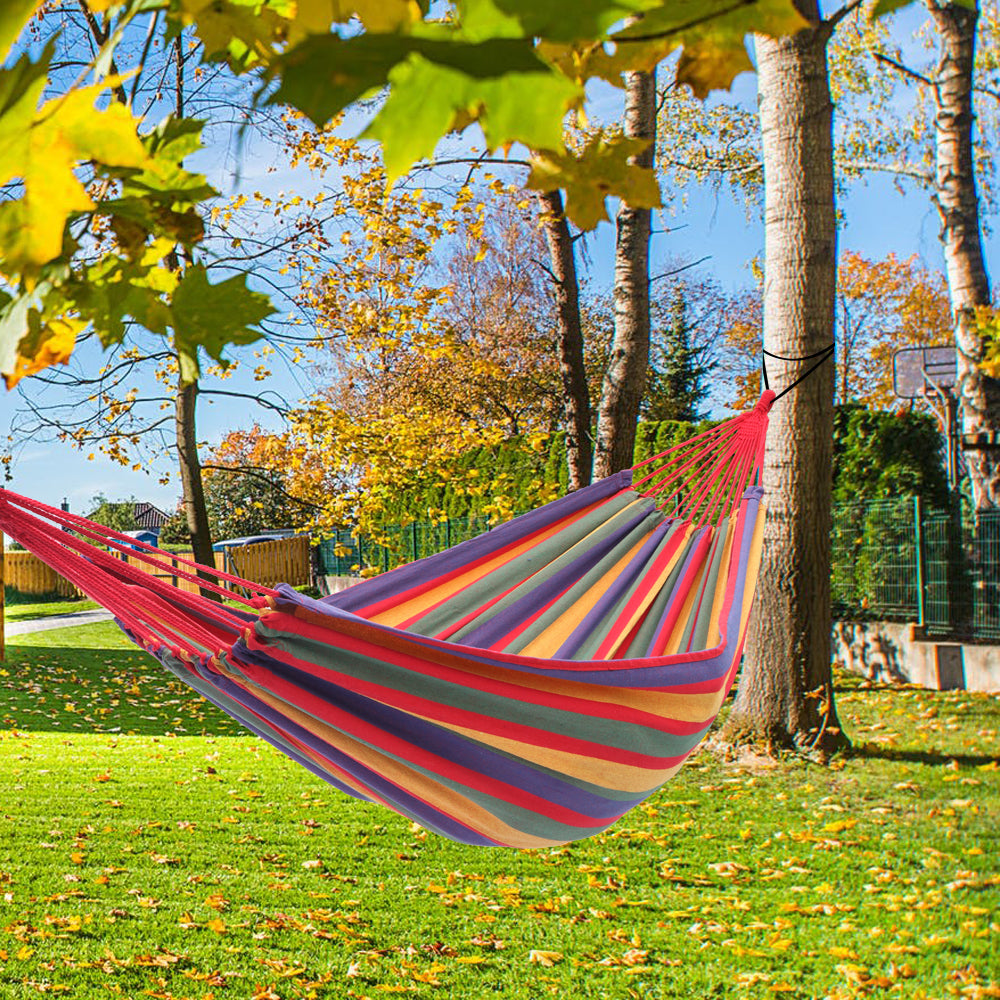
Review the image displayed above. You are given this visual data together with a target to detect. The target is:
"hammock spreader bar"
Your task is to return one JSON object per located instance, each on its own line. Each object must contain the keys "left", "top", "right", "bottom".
{"left": 0, "top": 393, "right": 775, "bottom": 847}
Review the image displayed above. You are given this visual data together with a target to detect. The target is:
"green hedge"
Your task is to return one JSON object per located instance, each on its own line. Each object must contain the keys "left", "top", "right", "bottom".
{"left": 381, "top": 406, "right": 946, "bottom": 524}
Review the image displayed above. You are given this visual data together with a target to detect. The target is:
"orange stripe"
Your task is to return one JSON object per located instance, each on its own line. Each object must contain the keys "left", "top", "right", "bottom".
{"left": 369, "top": 499, "right": 606, "bottom": 628}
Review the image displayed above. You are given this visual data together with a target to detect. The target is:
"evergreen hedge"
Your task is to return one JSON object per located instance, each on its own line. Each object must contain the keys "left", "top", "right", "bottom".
{"left": 382, "top": 406, "right": 947, "bottom": 524}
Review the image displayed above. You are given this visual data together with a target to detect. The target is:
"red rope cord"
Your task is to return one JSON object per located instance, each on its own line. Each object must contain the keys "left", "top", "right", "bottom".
{"left": 7, "top": 492, "right": 275, "bottom": 602}
{"left": 631, "top": 393, "right": 773, "bottom": 527}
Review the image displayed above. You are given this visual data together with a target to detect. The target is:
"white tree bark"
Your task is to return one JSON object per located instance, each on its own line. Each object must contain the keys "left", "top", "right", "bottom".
{"left": 928, "top": 0, "right": 998, "bottom": 510}
{"left": 593, "top": 68, "right": 656, "bottom": 478}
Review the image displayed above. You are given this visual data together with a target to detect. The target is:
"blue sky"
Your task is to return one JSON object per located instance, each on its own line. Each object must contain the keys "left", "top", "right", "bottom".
{"left": 2, "top": 17, "right": 995, "bottom": 517}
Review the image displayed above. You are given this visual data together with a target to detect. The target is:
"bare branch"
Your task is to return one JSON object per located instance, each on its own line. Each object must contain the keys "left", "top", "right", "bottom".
{"left": 873, "top": 51, "right": 935, "bottom": 89}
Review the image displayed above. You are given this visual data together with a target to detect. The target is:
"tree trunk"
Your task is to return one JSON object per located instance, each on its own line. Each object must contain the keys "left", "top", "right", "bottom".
{"left": 593, "top": 67, "right": 656, "bottom": 478}
{"left": 175, "top": 369, "right": 218, "bottom": 599}
{"left": 537, "top": 189, "right": 592, "bottom": 491}
{"left": 928, "top": 0, "right": 998, "bottom": 510}
{"left": 722, "top": 8, "right": 848, "bottom": 754}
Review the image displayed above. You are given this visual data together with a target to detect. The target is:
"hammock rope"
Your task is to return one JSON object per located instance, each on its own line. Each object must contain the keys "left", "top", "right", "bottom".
{"left": 0, "top": 392, "right": 777, "bottom": 848}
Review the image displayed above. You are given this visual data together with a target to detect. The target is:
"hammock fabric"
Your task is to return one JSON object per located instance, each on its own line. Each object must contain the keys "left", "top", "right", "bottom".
{"left": 0, "top": 392, "right": 775, "bottom": 848}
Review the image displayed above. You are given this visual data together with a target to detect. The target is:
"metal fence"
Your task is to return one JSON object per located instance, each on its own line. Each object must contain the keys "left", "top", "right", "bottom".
{"left": 318, "top": 498, "right": 1000, "bottom": 642}
{"left": 831, "top": 497, "right": 999, "bottom": 641}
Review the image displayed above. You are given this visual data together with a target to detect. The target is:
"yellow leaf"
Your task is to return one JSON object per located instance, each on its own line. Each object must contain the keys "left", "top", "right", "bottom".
{"left": 822, "top": 819, "right": 858, "bottom": 834}
{"left": 206, "top": 917, "right": 227, "bottom": 933}
{"left": 0, "top": 79, "right": 147, "bottom": 270}
{"left": 528, "top": 950, "right": 563, "bottom": 966}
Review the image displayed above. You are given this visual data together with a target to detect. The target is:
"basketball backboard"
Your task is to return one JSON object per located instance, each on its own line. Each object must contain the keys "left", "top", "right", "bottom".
{"left": 892, "top": 345, "right": 957, "bottom": 400}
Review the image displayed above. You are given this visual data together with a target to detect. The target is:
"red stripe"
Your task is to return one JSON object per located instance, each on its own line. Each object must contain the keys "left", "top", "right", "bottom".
{"left": 256, "top": 613, "right": 724, "bottom": 732}
{"left": 227, "top": 649, "right": 631, "bottom": 828}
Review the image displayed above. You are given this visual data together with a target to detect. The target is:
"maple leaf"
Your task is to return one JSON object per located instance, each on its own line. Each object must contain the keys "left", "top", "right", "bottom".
{"left": 527, "top": 136, "right": 661, "bottom": 229}
{"left": 169, "top": 265, "right": 275, "bottom": 380}
{"left": 0, "top": 72, "right": 147, "bottom": 271}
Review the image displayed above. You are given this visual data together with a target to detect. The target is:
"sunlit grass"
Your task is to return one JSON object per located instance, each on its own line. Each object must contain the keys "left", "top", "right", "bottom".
{"left": 0, "top": 622, "right": 996, "bottom": 999}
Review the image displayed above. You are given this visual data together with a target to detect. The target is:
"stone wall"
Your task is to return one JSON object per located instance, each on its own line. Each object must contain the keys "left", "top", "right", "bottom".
{"left": 833, "top": 620, "right": 1000, "bottom": 693}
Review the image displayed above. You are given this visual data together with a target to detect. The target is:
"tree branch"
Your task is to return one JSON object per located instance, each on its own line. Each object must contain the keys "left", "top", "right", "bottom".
{"left": 835, "top": 157, "right": 934, "bottom": 184}
{"left": 200, "top": 464, "right": 322, "bottom": 510}
{"left": 873, "top": 51, "right": 935, "bottom": 88}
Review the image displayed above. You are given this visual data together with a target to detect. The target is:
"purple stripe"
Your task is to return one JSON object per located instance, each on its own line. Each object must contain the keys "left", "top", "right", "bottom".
{"left": 228, "top": 639, "right": 650, "bottom": 820}
{"left": 457, "top": 507, "right": 656, "bottom": 649}
{"left": 320, "top": 470, "right": 633, "bottom": 613}
{"left": 553, "top": 521, "right": 672, "bottom": 658}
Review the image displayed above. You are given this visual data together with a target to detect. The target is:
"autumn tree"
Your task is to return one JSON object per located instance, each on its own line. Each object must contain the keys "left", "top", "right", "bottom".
{"left": 836, "top": 251, "right": 952, "bottom": 407}
{"left": 201, "top": 426, "right": 314, "bottom": 540}
{"left": 832, "top": 0, "right": 999, "bottom": 507}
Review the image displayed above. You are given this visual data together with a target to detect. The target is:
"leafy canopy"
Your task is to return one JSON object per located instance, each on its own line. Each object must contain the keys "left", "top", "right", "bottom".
{"left": 0, "top": 0, "right": 916, "bottom": 387}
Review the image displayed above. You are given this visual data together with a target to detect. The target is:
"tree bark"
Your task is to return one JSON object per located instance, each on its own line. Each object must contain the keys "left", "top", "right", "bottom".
{"left": 537, "top": 189, "right": 592, "bottom": 491}
{"left": 928, "top": 0, "right": 998, "bottom": 510}
{"left": 175, "top": 371, "right": 218, "bottom": 598}
{"left": 593, "top": 67, "right": 656, "bottom": 478}
{"left": 722, "top": 7, "right": 848, "bottom": 754}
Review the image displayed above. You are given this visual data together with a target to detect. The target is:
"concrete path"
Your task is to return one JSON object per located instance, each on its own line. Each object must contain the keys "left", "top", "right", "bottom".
{"left": 5, "top": 609, "right": 114, "bottom": 636}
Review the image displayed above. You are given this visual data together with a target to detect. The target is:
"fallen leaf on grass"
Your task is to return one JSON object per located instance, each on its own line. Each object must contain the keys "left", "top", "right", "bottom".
{"left": 529, "top": 950, "right": 563, "bottom": 966}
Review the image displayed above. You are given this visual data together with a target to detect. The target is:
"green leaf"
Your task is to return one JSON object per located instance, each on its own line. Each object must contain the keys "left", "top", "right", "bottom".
{"left": 179, "top": 0, "right": 289, "bottom": 69}
{"left": 613, "top": 0, "right": 809, "bottom": 96}
{"left": 0, "top": 78, "right": 148, "bottom": 270}
{"left": 367, "top": 52, "right": 579, "bottom": 179}
{"left": 269, "top": 31, "right": 555, "bottom": 127}
{"left": 458, "top": 0, "right": 658, "bottom": 42}
{"left": 170, "top": 265, "right": 274, "bottom": 378}
{"left": 527, "top": 136, "right": 661, "bottom": 229}
{"left": 0, "top": 0, "right": 39, "bottom": 63}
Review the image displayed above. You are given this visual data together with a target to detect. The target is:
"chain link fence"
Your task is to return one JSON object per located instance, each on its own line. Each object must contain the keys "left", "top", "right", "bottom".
{"left": 318, "top": 498, "right": 1000, "bottom": 642}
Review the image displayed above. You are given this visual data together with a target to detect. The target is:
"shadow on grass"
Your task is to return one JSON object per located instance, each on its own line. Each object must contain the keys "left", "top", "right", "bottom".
{"left": 0, "top": 641, "right": 242, "bottom": 738}
{"left": 849, "top": 743, "right": 998, "bottom": 768}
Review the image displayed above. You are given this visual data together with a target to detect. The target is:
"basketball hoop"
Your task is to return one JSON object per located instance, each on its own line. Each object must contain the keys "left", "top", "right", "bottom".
{"left": 893, "top": 345, "right": 960, "bottom": 489}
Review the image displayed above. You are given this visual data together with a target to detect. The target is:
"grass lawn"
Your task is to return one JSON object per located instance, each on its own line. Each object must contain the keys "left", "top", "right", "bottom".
{"left": 0, "top": 622, "right": 996, "bottom": 1000}
{"left": 3, "top": 598, "right": 101, "bottom": 625}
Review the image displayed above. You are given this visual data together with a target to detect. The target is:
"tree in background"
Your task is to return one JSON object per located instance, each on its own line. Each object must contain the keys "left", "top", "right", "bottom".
{"left": 201, "top": 427, "right": 313, "bottom": 541}
{"left": 85, "top": 495, "right": 139, "bottom": 534}
{"left": 836, "top": 251, "right": 952, "bottom": 407}
{"left": 643, "top": 285, "right": 712, "bottom": 422}
{"left": 832, "top": 0, "right": 998, "bottom": 507}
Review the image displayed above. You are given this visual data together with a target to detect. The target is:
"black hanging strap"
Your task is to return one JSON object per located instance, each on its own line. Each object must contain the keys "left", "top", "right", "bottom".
{"left": 761, "top": 343, "right": 835, "bottom": 401}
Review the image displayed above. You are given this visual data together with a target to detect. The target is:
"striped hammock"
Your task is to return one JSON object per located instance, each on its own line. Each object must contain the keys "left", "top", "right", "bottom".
{"left": 0, "top": 392, "right": 775, "bottom": 848}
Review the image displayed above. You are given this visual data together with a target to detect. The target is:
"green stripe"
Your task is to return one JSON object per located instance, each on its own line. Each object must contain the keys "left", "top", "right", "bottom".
{"left": 246, "top": 622, "right": 703, "bottom": 759}
{"left": 405, "top": 490, "right": 643, "bottom": 638}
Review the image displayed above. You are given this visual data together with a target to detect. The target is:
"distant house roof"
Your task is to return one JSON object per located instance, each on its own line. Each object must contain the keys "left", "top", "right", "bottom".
{"left": 133, "top": 501, "right": 170, "bottom": 529}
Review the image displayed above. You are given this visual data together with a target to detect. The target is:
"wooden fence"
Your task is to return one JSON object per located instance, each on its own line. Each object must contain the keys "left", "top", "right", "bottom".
{"left": 5, "top": 551, "right": 82, "bottom": 597}
{"left": 3, "top": 535, "right": 311, "bottom": 597}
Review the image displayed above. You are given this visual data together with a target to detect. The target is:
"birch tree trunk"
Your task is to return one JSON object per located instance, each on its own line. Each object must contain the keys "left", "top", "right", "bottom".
{"left": 537, "top": 189, "right": 592, "bottom": 491}
{"left": 593, "top": 67, "right": 656, "bottom": 478}
{"left": 928, "top": 0, "right": 998, "bottom": 510}
{"left": 722, "top": 6, "right": 848, "bottom": 753}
